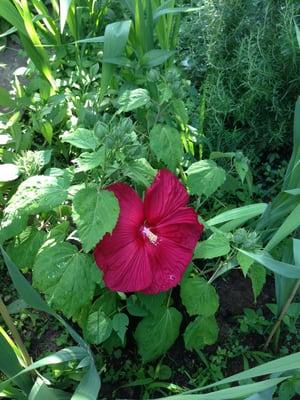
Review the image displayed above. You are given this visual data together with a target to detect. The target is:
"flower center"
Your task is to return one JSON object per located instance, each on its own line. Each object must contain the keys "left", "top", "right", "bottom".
{"left": 141, "top": 226, "right": 158, "bottom": 245}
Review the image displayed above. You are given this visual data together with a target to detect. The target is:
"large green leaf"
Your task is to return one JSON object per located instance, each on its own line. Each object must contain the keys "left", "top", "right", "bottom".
{"left": 61, "top": 128, "right": 100, "bottom": 150}
{"left": 33, "top": 243, "right": 97, "bottom": 318}
{"left": 186, "top": 160, "right": 226, "bottom": 197}
{"left": 135, "top": 307, "right": 182, "bottom": 362}
{"left": 117, "top": 88, "right": 150, "bottom": 112}
{"left": 123, "top": 158, "right": 156, "bottom": 187}
{"left": 184, "top": 316, "right": 219, "bottom": 351}
{"left": 194, "top": 232, "right": 230, "bottom": 259}
{"left": 5, "top": 171, "right": 70, "bottom": 218}
{"left": 180, "top": 276, "right": 219, "bottom": 317}
{"left": 72, "top": 188, "right": 119, "bottom": 253}
{"left": 7, "top": 228, "right": 46, "bottom": 269}
{"left": 73, "top": 148, "right": 105, "bottom": 172}
{"left": 150, "top": 124, "right": 182, "bottom": 170}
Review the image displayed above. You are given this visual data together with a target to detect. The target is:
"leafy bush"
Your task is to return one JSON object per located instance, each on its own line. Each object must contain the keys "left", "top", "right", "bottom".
{"left": 178, "top": 0, "right": 300, "bottom": 156}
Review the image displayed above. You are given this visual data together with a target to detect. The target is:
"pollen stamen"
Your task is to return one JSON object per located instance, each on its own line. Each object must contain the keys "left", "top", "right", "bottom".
{"left": 142, "top": 226, "right": 158, "bottom": 245}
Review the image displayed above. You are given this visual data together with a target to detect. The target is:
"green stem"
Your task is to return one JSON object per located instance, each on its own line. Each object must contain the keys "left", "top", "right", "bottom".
{"left": 0, "top": 296, "right": 31, "bottom": 366}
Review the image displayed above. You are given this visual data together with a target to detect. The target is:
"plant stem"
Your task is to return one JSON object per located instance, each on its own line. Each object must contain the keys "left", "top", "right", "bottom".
{"left": 264, "top": 278, "right": 300, "bottom": 350}
{"left": 0, "top": 296, "right": 31, "bottom": 366}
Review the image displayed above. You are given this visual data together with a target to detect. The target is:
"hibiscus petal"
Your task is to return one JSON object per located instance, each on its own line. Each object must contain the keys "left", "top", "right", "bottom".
{"left": 143, "top": 206, "right": 203, "bottom": 294}
{"left": 156, "top": 207, "right": 204, "bottom": 248}
{"left": 144, "top": 169, "right": 188, "bottom": 225}
{"left": 143, "top": 238, "right": 194, "bottom": 294}
{"left": 94, "top": 182, "right": 147, "bottom": 288}
{"left": 101, "top": 240, "right": 152, "bottom": 292}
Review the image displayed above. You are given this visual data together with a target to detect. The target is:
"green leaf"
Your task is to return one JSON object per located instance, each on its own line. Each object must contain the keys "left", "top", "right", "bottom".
{"left": 234, "top": 156, "right": 249, "bottom": 184}
{"left": 33, "top": 243, "right": 96, "bottom": 318}
{"left": 186, "top": 160, "right": 226, "bottom": 197}
{"left": 0, "top": 87, "right": 13, "bottom": 107}
{"left": 0, "top": 330, "right": 32, "bottom": 394}
{"left": 0, "top": 164, "right": 19, "bottom": 182}
{"left": 265, "top": 203, "right": 300, "bottom": 251}
{"left": 137, "top": 292, "right": 168, "bottom": 315}
{"left": 184, "top": 316, "right": 219, "bottom": 351}
{"left": 61, "top": 128, "right": 100, "bottom": 150}
{"left": 123, "top": 158, "right": 156, "bottom": 187}
{"left": 207, "top": 203, "right": 268, "bottom": 226}
{"left": 5, "top": 172, "right": 70, "bottom": 218}
{"left": 72, "top": 188, "right": 119, "bottom": 252}
{"left": 29, "top": 377, "right": 69, "bottom": 400}
{"left": 150, "top": 124, "right": 183, "bottom": 170}
{"left": 249, "top": 263, "right": 266, "bottom": 303}
{"left": 112, "top": 313, "right": 129, "bottom": 344}
{"left": 237, "top": 251, "right": 254, "bottom": 276}
{"left": 194, "top": 232, "right": 230, "bottom": 259}
{"left": 141, "top": 49, "right": 174, "bottom": 67}
{"left": 85, "top": 310, "right": 112, "bottom": 345}
{"left": 181, "top": 276, "right": 219, "bottom": 317}
{"left": 0, "top": 215, "right": 28, "bottom": 245}
{"left": 117, "top": 88, "right": 150, "bottom": 112}
{"left": 59, "top": 0, "right": 72, "bottom": 33}
{"left": 240, "top": 249, "right": 300, "bottom": 279}
{"left": 100, "top": 20, "right": 131, "bottom": 100}
{"left": 91, "top": 291, "right": 117, "bottom": 315}
{"left": 135, "top": 307, "right": 182, "bottom": 362}
{"left": 73, "top": 148, "right": 105, "bottom": 172}
{"left": 7, "top": 228, "right": 46, "bottom": 269}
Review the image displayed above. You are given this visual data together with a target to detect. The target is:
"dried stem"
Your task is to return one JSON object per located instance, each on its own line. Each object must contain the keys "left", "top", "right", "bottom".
{"left": 264, "top": 279, "right": 300, "bottom": 350}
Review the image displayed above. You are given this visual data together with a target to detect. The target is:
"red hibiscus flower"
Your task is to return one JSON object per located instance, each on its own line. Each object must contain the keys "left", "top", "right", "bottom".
{"left": 94, "top": 169, "right": 203, "bottom": 294}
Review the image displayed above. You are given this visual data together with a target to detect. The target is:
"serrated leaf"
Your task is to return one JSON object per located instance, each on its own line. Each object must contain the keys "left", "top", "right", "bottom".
{"left": 137, "top": 292, "right": 168, "bottom": 315}
{"left": 238, "top": 250, "right": 254, "bottom": 276}
{"left": 73, "top": 147, "right": 105, "bottom": 172}
{"left": 7, "top": 228, "right": 46, "bottom": 269}
{"left": 5, "top": 171, "right": 70, "bottom": 218}
{"left": 112, "top": 313, "right": 129, "bottom": 344}
{"left": 180, "top": 276, "right": 219, "bottom": 317}
{"left": 184, "top": 316, "right": 219, "bottom": 351}
{"left": 85, "top": 311, "right": 112, "bottom": 345}
{"left": 249, "top": 263, "right": 266, "bottom": 303}
{"left": 150, "top": 124, "right": 183, "bottom": 170}
{"left": 33, "top": 242, "right": 96, "bottom": 318}
{"left": 72, "top": 188, "right": 119, "bottom": 252}
{"left": 194, "top": 232, "right": 230, "bottom": 259}
{"left": 117, "top": 88, "right": 150, "bottom": 112}
{"left": 91, "top": 291, "right": 117, "bottom": 315}
{"left": 0, "top": 214, "right": 28, "bottom": 244}
{"left": 135, "top": 307, "right": 182, "bottom": 362}
{"left": 123, "top": 158, "right": 156, "bottom": 187}
{"left": 186, "top": 160, "right": 226, "bottom": 197}
{"left": 61, "top": 128, "right": 100, "bottom": 150}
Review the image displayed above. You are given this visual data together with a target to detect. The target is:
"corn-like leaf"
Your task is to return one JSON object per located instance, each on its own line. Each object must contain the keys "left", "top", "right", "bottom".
{"left": 100, "top": 20, "right": 131, "bottom": 101}
{"left": 0, "top": 329, "right": 32, "bottom": 394}
{"left": 265, "top": 203, "right": 300, "bottom": 251}
{"left": 240, "top": 249, "right": 300, "bottom": 279}
{"left": 207, "top": 203, "right": 267, "bottom": 226}
{"left": 59, "top": 0, "right": 72, "bottom": 33}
